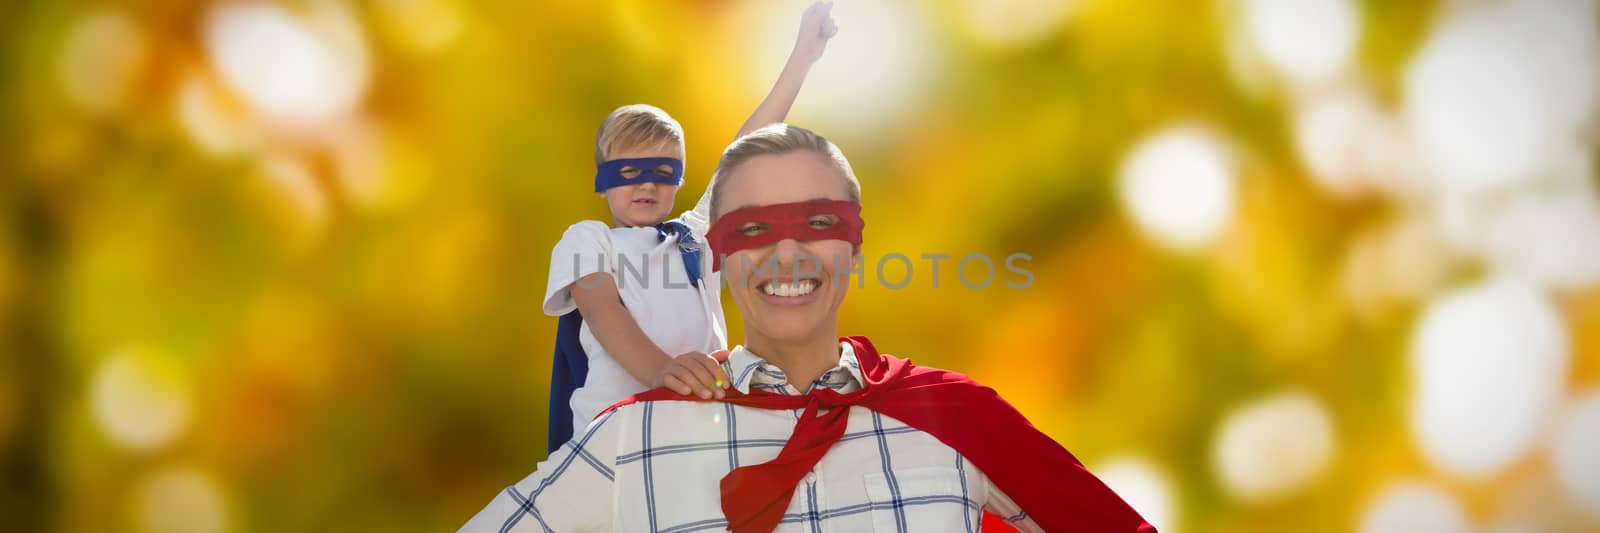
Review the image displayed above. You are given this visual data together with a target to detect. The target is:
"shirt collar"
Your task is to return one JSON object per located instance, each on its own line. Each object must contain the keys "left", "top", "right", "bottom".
{"left": 724, "top": 341, "right": 865, "bottom": 396}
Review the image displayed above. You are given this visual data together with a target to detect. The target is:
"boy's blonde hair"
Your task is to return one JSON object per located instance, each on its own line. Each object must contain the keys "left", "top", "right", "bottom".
{"left": 595, "top": 104, "right": 687, "bottom": 165}
{"left": 709, "top": 124, "right": 861, "bottom": 223}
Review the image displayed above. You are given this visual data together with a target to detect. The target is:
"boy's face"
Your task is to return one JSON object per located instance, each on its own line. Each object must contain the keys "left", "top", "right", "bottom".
{"left": 602, "top": 144, "right": 683, "bottom": 227}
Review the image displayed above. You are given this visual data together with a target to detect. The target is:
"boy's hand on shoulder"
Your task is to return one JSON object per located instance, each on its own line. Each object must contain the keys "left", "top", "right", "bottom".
{"left": 791, "top": 1, "right": 837, "bottom": 66}
{"left": 655, "top": 350, "right": 733, "bottom": 400}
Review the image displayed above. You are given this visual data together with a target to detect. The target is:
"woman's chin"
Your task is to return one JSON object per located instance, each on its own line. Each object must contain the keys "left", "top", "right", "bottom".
{"left": 749, "top": 316, "right": 829, "bottom": 344}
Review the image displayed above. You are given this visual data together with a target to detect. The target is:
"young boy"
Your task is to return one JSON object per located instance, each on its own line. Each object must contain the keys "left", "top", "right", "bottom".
{"left": 541, "top": 2, "right": 838, "bottom": 451}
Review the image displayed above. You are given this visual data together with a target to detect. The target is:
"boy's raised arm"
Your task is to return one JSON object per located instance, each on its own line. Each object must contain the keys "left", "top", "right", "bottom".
{"left": 683, "top": 2, "right": 836, "bottom": 233}
{"left": 734, "top": 1, "right": 837, "bottom": 140}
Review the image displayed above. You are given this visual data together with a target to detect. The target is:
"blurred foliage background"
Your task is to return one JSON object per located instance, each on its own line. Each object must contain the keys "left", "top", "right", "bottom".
{"left": 3, "top": 0, "right": 1600, "bottom": 531}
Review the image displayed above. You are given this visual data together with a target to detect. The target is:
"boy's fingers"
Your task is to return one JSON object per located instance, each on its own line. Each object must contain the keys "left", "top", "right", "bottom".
{"left": 696, "top": 355, "right": 731, "bottom": 389}
{"left": 672, "top": 365, "right": 713, "bottom": 398}
{"left": 682, "top": 356, "right": 725, "bottom": 398}
{"left": 708, "top": 349, "right": 732, "bottom": 363}
{"left": 691, "top": 356, "right": 731, "bottom": 398}
{"left": 669, "top": 368, "right": 706, "bottom": 397}
{"left": 694, "top": 352, "right": 726, "bottom": 374}
{"left": 663, "top": 374, "right": 692, "bottom": 396}
{"left": 681, "top": 360, "right": 719, "bottom": 397}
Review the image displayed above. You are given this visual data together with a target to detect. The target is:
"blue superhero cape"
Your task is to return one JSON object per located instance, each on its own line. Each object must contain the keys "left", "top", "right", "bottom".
{"left": 547, "top": 310, "right": 588, "bottom": 453}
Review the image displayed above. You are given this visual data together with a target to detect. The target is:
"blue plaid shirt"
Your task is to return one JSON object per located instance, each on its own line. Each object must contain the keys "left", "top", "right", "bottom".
{"left": 462, "top": 342, "right": 1042, "bottom": 532}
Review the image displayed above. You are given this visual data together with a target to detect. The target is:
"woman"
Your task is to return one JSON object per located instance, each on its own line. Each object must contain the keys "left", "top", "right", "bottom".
{"left": 461, "top": 124, "right": 1152, "bottom": 532}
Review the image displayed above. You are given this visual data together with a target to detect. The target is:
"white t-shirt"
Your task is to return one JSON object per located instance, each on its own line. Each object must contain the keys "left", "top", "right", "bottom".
{"left": 542, "top": 191, "right": 726, "bottom": 437}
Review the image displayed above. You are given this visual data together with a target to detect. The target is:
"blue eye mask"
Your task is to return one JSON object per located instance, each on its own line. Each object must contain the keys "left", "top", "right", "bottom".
{"left": 594, "top": 157, "right": 685, "bottom": 192}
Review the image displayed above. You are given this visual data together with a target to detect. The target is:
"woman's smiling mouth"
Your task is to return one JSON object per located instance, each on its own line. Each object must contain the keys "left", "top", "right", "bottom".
{"left": 756, "top": 277, "right": 821, "bottom": 305}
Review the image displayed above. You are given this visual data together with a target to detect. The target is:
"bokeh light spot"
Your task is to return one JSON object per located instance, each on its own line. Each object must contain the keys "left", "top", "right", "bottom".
{"left": 91, "top": 347, "right": 191, "bottom": 451}
{"left": 1093, "top": 456, "right": 1177, "bottom": 533}
{"left": 175, "top": 73, "right": 256, "bottom": 156}
{"left": 1118, "top": 125, "right": 1236, "bottom": 252}
{"left": 131, "top": 464, "right": 228, "bottom": 533}
{"left": 1359, "top": 481, "right": 1472, "bottom": 533}
{"left": 204, "top": 0, "right": 371, "bottom": 126}
{"left": 57, "top": 9, "right": 147, "bottom": 115}
{"left": 1552, "top": 390, "right": 1600, "bottom": 521}
{"left": 1213, "top": 390, "right": 1336, "bottom": 502}
{"left": 1241, "top": 0, "right": 1359, "bottom": 86}
{"left": 1410, "top": 279, "right": 1568, "bottom": 480}
{"left": 1405, "top": 8, "right": 1563, "bottom": 193}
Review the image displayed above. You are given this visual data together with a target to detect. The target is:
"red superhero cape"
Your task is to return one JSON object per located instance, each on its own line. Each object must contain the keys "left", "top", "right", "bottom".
{"left": 600, "top": 336, "right": 1155, "bottom": 532}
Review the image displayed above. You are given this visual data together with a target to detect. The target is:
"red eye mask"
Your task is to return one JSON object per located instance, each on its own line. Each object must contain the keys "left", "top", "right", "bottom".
{"left": 707, "top": 200, "right": 865, "bottom": 272}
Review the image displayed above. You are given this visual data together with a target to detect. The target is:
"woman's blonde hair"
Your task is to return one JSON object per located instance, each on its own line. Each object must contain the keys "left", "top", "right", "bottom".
{"left": 594, "top": 104, "right": 686, "bottom": 165}
{"left": 709, "top": 124, "right": 861, "bottom": 222}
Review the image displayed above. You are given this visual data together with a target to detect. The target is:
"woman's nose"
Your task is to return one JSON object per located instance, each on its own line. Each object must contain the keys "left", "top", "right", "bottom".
{"left": 770, "top": 239, "right": 821, "bottom": 274}
{"left": 772, "top": 238, "right": 803, "bottom": 261}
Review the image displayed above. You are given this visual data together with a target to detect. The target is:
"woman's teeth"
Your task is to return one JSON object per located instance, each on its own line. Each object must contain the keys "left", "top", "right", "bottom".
{"left": 761, "top": 279, "right": 817, "bottom": 297}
